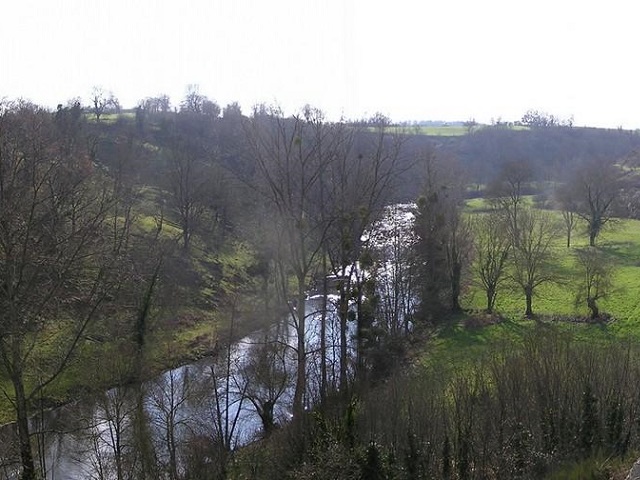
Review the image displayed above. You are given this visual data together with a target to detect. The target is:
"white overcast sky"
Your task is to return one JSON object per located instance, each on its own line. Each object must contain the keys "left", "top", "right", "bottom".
{"left": 2, "top": 0, "right": 639, "bottom": 128}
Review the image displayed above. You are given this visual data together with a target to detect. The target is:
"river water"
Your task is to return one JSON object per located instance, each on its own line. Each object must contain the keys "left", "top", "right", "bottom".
{"left": 0, "top": 204, "right": 416, "bottom": 480}
{"left": 0, "top": 297, "right": 348, "bottom": 480}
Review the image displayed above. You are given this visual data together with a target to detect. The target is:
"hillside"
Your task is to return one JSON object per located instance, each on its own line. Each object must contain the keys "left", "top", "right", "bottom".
{"left": 2, "top": 103, "right": 640, "bottom": 479}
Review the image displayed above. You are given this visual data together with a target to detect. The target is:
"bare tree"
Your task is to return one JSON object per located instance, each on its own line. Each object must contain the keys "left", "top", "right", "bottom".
{"left": 139, "top": 94, "right": 171, "bottom": 114}
{"left": 521, "top": 109, "right": 559, "bottom": 128}
{"left": 208, "top": 313, "right": 247, "bottom": 478}
{"left": 554, "top": 184, "right": 579, "bottom": 248}
{"left": 471, "top": 212, "right": 511, "bottom": 313}
{"left": 561, "top": 159, "right": 625, "bottom": 246}
{"left": 486, "top": 160, "right": 533, "bottom": 246}
{"left": 244, "top": 105, "right": 339, "bottom": 419}
{"left": 91, "top": 87, "right": 119, "bottom": 122}
{"left": 239, "top": 328, "right": 291, "bottom": 437}
{"left": 371, "top": 204, "right": 417, "bottom": 336}
{"left": 463, "top": 118, "right": 478, "bottom": 134}
{"left": 180, "top": 84, "right": 205, "bottom": 113}
{"left": 574, "top": 247, "right": 614, "bottom": 320}
{"left": 510, "top": 208, "right": 560, "bottom": 317}
{"left": 147, "top": 367, "right": 196, "bottom": 480}
{"left": 322, "top": 113, "right": 405, "bottom": 390}
{"left": 0, "top": 102, "right": 119, "bottom": 480}
{"left": 561, "top": 209, "right": 576, "bottom": 248}
{"left": 180, "top": 84, "right": 219, "bottom": 117}
{"left": 165, "top": 135, "right": 211, "bottom": 252}
{"left": 85, "top": 387, "right": 139, "bottom": 480}
{"left": 445, "top": 198, "right": 473, "bottom": 314}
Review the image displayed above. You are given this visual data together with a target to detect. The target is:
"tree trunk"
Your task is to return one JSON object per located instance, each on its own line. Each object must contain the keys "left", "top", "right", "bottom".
{"left": 319, "top": 255, "right": 328, "bottom": 402}
{"left": 587, "top": 297, "right": 599, "bottom": 320}
{"left": 133, "top": 391, "right": 156, "bottom": 480}
{"left": 486, "top": 287, "right": 495, "bottom": 314}
{"left": 258, "top": 401, "right": 276, "bottom": 436}
{"left": 355, "top": 283, "right": 365, "bottom": 380}
{"left": 525, "top": 289, "right": 533, "bottom": 318}
{"left": 167, "top": 418, "right": 178, "bottom": 480}
{"left": 339, "top": 284, "right": 349, "bottom": 394}
{"left": 589, "top": 227, "right": 597, "bottom": 247}
{"left": 450, "top": 259, "right": 462, "bottom": 313}
{"left": 13, "top": 374, "right": 36, "bottom": 480}
{"left": 182, "top": 224, "right": 190, "bottom": 251}
{"left": 292, "top": 281, "right": 307, "bottom": 419}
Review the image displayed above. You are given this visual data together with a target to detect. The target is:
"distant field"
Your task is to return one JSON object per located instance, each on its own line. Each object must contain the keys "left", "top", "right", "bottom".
{"left": 85, "top": 112, "right": 135, "bottom": 124}
{"left": 371, "top": 124, "right": 470, "bottom": 136}
{"left": 399, "top": 124, "right": 531, "bottom": 136}
{"left": 411, "top": 125, "right": 470, "bottom": 136}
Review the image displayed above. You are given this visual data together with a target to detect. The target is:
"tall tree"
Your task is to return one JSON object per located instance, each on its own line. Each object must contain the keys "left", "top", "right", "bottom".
{"left": 510, "top": 208, "right": 560, "bottom": 317}
{"left": 520, "top": 109, "right": 564, "bottom": 128}
{"left": 472, "top": 211, "right": 511, "bottom": 313}
{"left": 0, "top": 101, "right": 117, "bottom": 480}
{"left": 240, "top": 327, "right": 291, "bottom": 437}
{"left": 180, "top": 84, "right": 220, "bottom": 118}
{"left": 445, "top": 199, "right": 472, "bottom": 314}
{"left": 168, "top": 149, "right": 208, "bottom": 252}
{"left": 554, "top": 182, "right": 580, "bottom": 248}
{"left": 180, "top": 84, "right": 206, "bottom": 114}
{"left": 244, "top": 105, "right": 335, "bottom": 419}
{"left": 138, "top": 94, "right": 172, "bottom": 116}
{"left": 413, "top": 152, "right": 469, "bottom": 322}
{"left": 486, "top": 160, "right": 533, "bottom": 246}
{"left": 575, "top": 247, "right": 613, "bottom": 320}
{"left": 322, "top": 113, "right": 404, "bottom": 390}
{"left": 371, "top": 204, "right": 417, "bottom": 335}
{"left": 560, "top": 158, "right": 624, "bottom": 246}
{"left": 164, "top": 123, "right": 213, "bottom": 252}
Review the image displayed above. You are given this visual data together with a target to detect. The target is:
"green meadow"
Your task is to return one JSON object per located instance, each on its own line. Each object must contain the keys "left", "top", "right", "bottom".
{"left": 402, "top": 123, "right": 530, "bottom": 136}
{"left": 412, "top": 125, "right": 470, "bottom": 136}
{"left": 424, "top": 200, "right": 640, "bottom": 374}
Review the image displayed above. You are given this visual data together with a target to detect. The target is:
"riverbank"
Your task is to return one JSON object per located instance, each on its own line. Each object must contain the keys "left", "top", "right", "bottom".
{"left": 0, "top": 299, "right": 285, "bottom": 426}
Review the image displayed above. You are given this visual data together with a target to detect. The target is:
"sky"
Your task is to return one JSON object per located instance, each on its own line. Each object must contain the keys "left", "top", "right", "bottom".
{"left": 2, "top": 0, "right": 639, "bottom": 128}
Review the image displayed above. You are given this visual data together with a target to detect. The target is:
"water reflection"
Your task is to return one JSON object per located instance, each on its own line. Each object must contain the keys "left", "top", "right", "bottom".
{"left": 0, "top": 203, "right": 414, "bottom": 479}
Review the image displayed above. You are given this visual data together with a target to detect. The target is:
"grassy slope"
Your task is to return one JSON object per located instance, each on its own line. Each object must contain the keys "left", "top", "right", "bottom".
{"left": 0, "top": 170, "right": 266, "bottom": 425}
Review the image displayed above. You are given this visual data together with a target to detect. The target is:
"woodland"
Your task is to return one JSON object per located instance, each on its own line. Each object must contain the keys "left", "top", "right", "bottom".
{"left": 2, "top": 92, "right": 640, "bottom": 479}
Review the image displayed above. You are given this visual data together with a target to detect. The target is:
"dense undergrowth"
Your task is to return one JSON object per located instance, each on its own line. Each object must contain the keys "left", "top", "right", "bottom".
{"left": 232, "top": 323, "right": 640, "bottom": 479}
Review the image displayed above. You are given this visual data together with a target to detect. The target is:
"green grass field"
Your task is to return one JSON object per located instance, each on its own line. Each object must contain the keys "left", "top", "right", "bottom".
{"left": 422, "top": 202, "right": 640, "bottom": 376}
{"left": 412, "top": 125, "right": 470, "bottom": 136}
{"left": 418, "top": 205, "right": 640, "bottom": 479}
{"left": 472, "top": 216, "right": 640, "bottom": 326}
{"left": 461, "top": 199, "right": 640, "bottom": 322}
{"left": 400, "top": 123, "right": 531, "bottom": 137}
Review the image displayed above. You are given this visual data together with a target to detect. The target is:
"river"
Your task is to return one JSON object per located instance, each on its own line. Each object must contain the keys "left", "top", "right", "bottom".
{"left": 0, "top": 203, "right": 416, "bottom": 480}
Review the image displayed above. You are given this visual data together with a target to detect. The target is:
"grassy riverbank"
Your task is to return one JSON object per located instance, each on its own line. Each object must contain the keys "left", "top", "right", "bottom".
{"left": 0, "top": 300, "right": 278, "bottom": 425}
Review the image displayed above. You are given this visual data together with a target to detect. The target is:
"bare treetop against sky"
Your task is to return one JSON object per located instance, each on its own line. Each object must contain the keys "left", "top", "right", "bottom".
{"left": 2, "top": 0, "right": 638, "bottom": 127}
